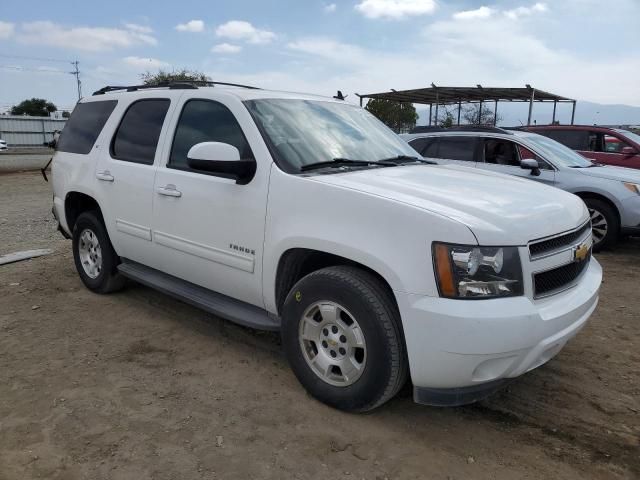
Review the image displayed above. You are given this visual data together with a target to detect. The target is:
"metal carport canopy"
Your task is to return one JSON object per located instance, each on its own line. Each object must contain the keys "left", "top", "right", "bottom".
{"left": 357, "top": 85, "right": 577, "bottom": 126}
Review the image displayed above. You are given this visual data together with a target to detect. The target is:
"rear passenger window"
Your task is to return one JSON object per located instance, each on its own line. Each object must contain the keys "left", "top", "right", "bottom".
{"left": 169, "top": 99, "right": 252, "bottom": 170}
{"left": 57, "top": 100, "right": 117, "bottom": 154}
{"left": 437, "top": 137, "right": 477, "bottom": 162}
{"left": 111, "top": 99, "right": 170, "bottom": 165}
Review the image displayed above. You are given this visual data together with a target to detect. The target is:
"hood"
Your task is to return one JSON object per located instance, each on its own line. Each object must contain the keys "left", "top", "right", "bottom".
{"left": 311, "top": 164, "right": 588, "bottom": 245}
{"left": 575, "top": 165, "right": 640, "bottom": 183}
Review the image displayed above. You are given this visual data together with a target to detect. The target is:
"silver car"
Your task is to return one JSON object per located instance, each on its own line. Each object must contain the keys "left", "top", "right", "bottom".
{"left": 402, "top": 127, "right": 640, "bottom": 250}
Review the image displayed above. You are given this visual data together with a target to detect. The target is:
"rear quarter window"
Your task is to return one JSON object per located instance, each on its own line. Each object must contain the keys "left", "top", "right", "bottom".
{"left": 56, "top": 100, "right": 118, "bottom": 154}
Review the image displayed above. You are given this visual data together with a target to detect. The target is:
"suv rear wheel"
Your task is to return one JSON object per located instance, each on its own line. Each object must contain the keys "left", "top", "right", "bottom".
{"left": 72, "top": 211, "right": 125, "bottom": 293}
{"left": 584, "top": 198, "right": 618, "bottom": 251}
{"left": 281, "top": 266, "right": 407, "bottom": 412}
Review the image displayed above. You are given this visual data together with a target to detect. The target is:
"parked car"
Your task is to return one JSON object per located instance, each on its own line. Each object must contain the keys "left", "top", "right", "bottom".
{"left": 524, "top": 125, "right": 640, "bottom": 170}
{"left": 403, "top": 127, "right": 640, "bottom": 250}
{"left": 52, "top": 84, "right": 601, "bottom": 412}
{"left": 0, "top": 139, "right": 8, "bottom": 151}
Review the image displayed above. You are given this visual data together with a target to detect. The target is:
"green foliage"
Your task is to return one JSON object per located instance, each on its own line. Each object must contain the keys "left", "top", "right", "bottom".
{"left": 10, "top": 98, "right": 57, "bottom": 117}
{"left": 439, "top": 110, "right": 455, "bottom": 128}
{"left": 462, "top": 103, "right": 503, "bottom": 126}
{"left": 61, "top": 111, "right": 71, "bottom": 119}
{"left": 140, "top": 69, "right": 211, "bottom": 85}
{"left": 365, "top": 98, "right": 418, "bottom": 133}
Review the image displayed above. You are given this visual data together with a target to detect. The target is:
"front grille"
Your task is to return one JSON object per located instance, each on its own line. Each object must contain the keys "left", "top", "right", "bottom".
{"left": 529, "top": 222, "right": 591, "bottom": 258}
{"left": 533, "top": 253, "right": 591, "bottom": 298}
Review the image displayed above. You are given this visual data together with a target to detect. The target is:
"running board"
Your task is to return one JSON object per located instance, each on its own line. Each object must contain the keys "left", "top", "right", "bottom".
{"left": 117, "top": 260, "right": 280, "bottom": 331}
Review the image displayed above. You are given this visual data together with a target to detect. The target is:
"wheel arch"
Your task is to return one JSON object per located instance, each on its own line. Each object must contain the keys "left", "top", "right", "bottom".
{"left": 573, "top": 191, "right": 620, "bottom": 226}
{"left": 274, "top": 248, "right": 400, "bottom": 317}
{"left": 64, "top": 191, "right": 104, "bottom": 232}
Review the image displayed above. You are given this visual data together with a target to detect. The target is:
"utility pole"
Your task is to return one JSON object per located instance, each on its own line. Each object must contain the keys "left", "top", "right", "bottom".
{"left": 70, "top": 60, "right": 82, "bottom": 101}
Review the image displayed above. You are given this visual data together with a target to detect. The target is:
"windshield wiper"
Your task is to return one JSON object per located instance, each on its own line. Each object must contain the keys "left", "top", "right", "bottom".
{"left": 300, "top": 157, "right": 397, "bottom": 172}
{"left": 376, "top": 155, "right": 438, "bottom": 165}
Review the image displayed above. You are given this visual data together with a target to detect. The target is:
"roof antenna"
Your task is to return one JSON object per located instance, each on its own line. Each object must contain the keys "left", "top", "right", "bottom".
{"left": 333, "top": 90, "right": 347, "bottom": 101}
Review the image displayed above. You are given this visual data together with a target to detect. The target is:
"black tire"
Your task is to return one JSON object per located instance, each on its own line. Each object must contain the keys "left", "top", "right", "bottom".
{"left": 72, "top": 211, "right": 125, "bottom": 293}
{"left": 281, "top": 266, "right": 408, "bottom": 412}
{"left": 584, "top": 198, "right": 618, "bottom": 252}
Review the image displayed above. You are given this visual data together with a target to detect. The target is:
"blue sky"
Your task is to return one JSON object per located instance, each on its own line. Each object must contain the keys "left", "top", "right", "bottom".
{"left": 1, "top": 0, "right": 639, "bottom": 114}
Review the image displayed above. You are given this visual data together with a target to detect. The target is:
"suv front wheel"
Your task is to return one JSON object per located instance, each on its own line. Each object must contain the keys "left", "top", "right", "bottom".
{"left": 281, "top": 266, "right": 408, "bottom": 412}
{"left": 72, "top": 211, "right": 125, "bottom": 293}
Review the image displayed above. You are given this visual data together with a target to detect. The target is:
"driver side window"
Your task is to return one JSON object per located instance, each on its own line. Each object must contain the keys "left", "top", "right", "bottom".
{"left": 169, "top": 99, "right": 253, "bottom": 171}
{"left": 517, "top": 144, "right": 552, "bottom": 170}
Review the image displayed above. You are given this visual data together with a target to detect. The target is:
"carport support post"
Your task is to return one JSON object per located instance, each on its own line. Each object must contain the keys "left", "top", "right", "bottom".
{"left": 478, "top": 101, "right": 483, "bottom": 124}
{"left": 571, "top": 101, "right": 576, "bottom": 125}
{"left": 434, "top": 93, "right": 439, "bottom": 125}
{"left": 493, "top": 100, "right": 498, "bottom": 126}
{"left": 527, "top": 88, "right": 535, "bottom": 126}
{"left": 552, "top": 100, "right": 557, "bottom": 124}
{"left": 428, "top": 104, "right": 432, "bottom": 126}
{"left": 457, "top": 102, "right": 461, "bottom": 125}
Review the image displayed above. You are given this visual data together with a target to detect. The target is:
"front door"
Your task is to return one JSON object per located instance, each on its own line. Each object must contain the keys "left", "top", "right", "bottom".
{"left": 578, "top": 131, "right": 640, "bottom": 170}
{"left": 476, "top": 138, "right": 556, "bottom": 185}
{"left": 151, "top": 97, "right": 270, "bottom": 308}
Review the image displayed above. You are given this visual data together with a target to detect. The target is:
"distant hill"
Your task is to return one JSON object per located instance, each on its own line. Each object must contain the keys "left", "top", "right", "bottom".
{"left": 416, "top": 100, "right": 640, "bottom": 127}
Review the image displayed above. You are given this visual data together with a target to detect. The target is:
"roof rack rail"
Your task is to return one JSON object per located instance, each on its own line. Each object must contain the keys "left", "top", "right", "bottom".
{"left": 92, "top": 80, "right": 261, "bottom": 96}
{"left": 410, "top": 125, "right": 513, "bottom": 135}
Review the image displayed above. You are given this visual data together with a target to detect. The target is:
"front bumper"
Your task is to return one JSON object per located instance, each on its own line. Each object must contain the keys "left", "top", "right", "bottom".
{"left": 396, "top": 258, "right": 602, "bottom": 405}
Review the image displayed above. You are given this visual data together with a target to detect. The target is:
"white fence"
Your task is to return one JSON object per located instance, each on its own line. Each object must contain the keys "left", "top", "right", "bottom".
{"left": 0, "top": 115, "right": 67, "bottom": 147}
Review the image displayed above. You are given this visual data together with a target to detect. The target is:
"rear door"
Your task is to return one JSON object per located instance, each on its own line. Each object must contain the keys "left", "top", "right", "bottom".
{"left": 93, "top": 93, "right": 179, "bottom": 267}
{"left": 476, "top": 137, "right": 555, "bottom": 186}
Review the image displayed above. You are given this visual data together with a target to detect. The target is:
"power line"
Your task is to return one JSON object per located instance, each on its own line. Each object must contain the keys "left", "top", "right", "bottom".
{"left": 0, "top": 53, "right": 71, "bottom": 63}
{"left": 0, "top": 64, "right": 68, "bottom": 73}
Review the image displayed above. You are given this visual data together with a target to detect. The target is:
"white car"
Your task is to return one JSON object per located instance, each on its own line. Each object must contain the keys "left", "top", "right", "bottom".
{"left": 51, "top": 83, "right": 602, "bottom": 411}
{"left": 0, "top": 139, "right": 8, "bottom": 150}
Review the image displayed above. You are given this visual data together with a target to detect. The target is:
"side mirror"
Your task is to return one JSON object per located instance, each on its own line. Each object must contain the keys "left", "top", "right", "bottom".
{"left": 186, "top": 142, "right": 256, "bottom": 185}
{"left": 621, "top": 146, "right": 637, "bottom": 156}
{"left": 520, "top": 158, "right": 541, "bottom": 176}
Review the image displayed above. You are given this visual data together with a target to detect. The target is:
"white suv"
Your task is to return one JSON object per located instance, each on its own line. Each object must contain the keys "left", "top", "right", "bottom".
{"left": 52, "top": 82, "right": 602, "bottom": 411}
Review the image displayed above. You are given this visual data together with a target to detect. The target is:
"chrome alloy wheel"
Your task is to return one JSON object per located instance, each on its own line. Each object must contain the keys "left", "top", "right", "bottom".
{"left": 299, "top": 301, "right": 367, "bottom": 387}
{"left": 589, "top": 208, "right": 608, "bottom": 245}
{"left": 78, "top": 228, "right": 103, "bottom": 279}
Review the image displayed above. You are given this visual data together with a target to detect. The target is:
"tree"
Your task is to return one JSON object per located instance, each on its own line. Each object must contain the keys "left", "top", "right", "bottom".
{"left": 140, "top": 68, "right": 211, "bottom": 85}
{"left": 11, "top": 98, "right": 57, "bottom": 117}
{"left": 462, "top": 103, "right": 503, "bottom": 126}
{"left": 365, "top": 98, "right": 418, "bottom": 133}
{"left": 61, "top": 111, "right": 71, "bottom": 119}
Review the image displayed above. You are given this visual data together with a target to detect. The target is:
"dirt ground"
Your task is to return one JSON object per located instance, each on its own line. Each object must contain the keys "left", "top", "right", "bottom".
{"left": 0, "top": 171, "right": 638, "bottom": 480}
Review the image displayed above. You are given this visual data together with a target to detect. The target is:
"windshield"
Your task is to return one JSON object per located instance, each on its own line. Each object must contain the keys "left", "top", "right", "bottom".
{"left": 614, "top": 129, "right": 640, "bottom": 146}
{"left": 244, "top": 99, "right": 418, "bottom": 172}
{"left": 523, "top": 134, "right": 593, "bottom": 168}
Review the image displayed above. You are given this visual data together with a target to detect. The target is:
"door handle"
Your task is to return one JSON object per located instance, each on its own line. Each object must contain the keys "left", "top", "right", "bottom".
{"left": 156, "top": 184, "right": 182, "bottom": 197}
{"left": 96, "top": 170, "right": 114, "bottom": 182}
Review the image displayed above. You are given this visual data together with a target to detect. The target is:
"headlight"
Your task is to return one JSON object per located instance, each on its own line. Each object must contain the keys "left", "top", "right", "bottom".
{"left": 623, "top": 182, "right": 640, "bottom": 194}
{"left": 433, "top": 242, "right": 523, "bottom": 299}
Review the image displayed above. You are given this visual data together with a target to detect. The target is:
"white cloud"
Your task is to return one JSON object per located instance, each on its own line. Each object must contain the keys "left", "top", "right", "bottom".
{"left": 124, "top": 23, "right": 153, "bottom": 34}
{"left": 355, "top": 0, "right": 437, "bottom": 19}
{"left": 123, "top": 56, "right": 170, "bottom": 70}
{"left": 504, "top": 2, "right": 548, "bottom": 20}
{"left": 175, "top": 20, "right": 205, "bottom": 32}
{"left": 453, "top": 6, "right": 495, "bottom": 20}
{"left": 0, "top": 21, "right": 14, "bottom": 39}
{"left": 215, "top": 20, "right": 275, "bottom": 44}
{"left": 211, "top": 43, "right": 242, "bottom": 54}
{"left": 324, "top": 3, "right": 337, "bottom": 13}
{"left": 18, "top": 21, "right": 157, "bottom": 51}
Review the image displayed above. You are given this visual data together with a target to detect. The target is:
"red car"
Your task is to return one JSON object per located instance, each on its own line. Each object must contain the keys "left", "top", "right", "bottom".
{"left": 525, "top": 125, "right": 640, "bottom": 170}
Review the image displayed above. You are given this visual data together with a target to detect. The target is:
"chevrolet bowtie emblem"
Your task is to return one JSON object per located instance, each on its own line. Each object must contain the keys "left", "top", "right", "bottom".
{"left": 574, "top": 239, "right": 591, "bottom": 262}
